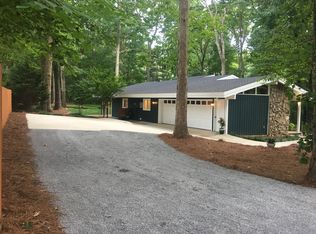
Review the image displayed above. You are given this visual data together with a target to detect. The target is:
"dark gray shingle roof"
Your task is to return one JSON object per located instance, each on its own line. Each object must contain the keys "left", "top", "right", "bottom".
{"left": 120, "top": 75, "right": 263, "bottom": 95}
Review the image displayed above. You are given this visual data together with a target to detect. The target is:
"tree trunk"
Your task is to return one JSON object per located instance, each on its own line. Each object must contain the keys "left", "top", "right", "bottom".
{"left": 53, "top": 61, "right": 62, "bottom": 110}
{"left": 41, "top": 48, "right": 53, "bottom": 112}
{"left": 173, "top": 0, "right": 189, "bottom": 139}
{"left": 238, "top": 49, "right": 245, "bottom": 78}
{"left": 51, "top": 70, "right": 55, "bottom": 106}
{"left": 146, "top": 41, "right": 152, "bottom": 81}
{"left": 308, "top": 0, "right": 316, "bottom": 180}
{"left": 115, "top": 0, "right": 121, "bottom": 79}
{"left": 60, "top": 65, "right": 67, "bottom": 107}
{"left": 215, "top": 31, "right": 226, "bottom": 76}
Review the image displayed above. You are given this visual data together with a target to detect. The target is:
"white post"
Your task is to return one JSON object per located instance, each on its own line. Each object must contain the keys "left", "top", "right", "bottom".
{"left": 225, "top": 99, "right": 229, "bottom": 134}
{"left": 296, "top": 101, "right": 302, "bottom": 133}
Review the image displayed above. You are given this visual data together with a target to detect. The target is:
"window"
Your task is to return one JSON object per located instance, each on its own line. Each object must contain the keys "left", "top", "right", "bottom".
{"left": 257, "top": 85, "right": 269, "bottom": 95}
{"left": 196, "top": 101, "right": 201, "bottom": 105}
{"left": 164, "top": 100, "right": 167, "bottom": 104}
{"left": 244, "top": 88, "right": 256, "bottom": 94}
{"left": 202, "top": 101, "right": 206, "bottom": 105}
{"left": 172, "top": 100, "right": 176, "bottom": 104}
{"left": 122, "top": 98, "right": 128, "bottom": 108}
{"left": 143, "top": 99, "right": 151, "bottom": 111}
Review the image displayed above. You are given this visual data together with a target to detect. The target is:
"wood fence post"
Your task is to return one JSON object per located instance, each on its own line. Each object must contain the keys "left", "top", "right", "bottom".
{"left": 0, "top": 64, "right": 3, "bottom": 229}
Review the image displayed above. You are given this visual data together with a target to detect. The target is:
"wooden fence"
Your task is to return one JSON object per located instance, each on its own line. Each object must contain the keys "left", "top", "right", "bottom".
{"left": 0, "top": 64, "right": 12, "bottom": 228}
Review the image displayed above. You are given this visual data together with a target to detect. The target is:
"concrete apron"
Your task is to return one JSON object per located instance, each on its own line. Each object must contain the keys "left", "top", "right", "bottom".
{"left": 135, "top": 121, "right": 297, "bottom": 148}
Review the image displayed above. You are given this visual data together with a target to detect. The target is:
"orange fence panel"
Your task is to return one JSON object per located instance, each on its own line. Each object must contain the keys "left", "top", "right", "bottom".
{"left": 1, "top": 87, "right": 12, "bottom": 128}
{"left": 0, "top": 64, "right": 11, "bottom": 228}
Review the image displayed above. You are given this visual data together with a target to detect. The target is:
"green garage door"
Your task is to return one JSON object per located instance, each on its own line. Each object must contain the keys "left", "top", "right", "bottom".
{"left": 228, "top": 95, "right": 269, "bottom": 135}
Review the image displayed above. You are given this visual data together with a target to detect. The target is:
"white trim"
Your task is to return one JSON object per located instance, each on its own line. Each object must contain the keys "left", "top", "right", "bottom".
{"left": 297, "top": 102, "right": 302, "bottom": 133}
{"left": 224, "top": 99, "right": 229, "bottom": 134}
{"left": 158, "top": 99, "right": 163, "bottom": 123}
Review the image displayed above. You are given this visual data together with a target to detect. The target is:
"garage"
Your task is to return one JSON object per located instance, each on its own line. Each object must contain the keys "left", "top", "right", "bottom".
{"left": 161, "top": 99, "right": 213, "bottom": 130}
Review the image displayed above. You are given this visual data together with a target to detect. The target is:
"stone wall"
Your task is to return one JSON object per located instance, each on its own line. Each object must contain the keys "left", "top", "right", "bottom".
{"left": 268, "top": 84, "right": 290, "bottom": 136}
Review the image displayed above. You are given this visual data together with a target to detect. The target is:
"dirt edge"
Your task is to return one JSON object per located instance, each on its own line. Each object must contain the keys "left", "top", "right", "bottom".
{"left": 2, "top": 112, "right": 64, "bottom": 233}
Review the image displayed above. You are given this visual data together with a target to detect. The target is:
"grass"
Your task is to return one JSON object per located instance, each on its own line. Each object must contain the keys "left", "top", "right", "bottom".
{"left": 67, "top": 104, "right": 102, "bottom": 117}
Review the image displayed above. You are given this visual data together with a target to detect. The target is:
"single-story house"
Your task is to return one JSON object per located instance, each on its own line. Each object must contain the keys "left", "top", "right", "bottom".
{"left": 112, "top": 75, "right": 307, "bottom": 136}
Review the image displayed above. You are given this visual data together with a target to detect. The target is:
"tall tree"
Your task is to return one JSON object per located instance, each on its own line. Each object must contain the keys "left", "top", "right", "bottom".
{"left": 115, "top": 0, "right": 121, "bottom": 78}
{"left": 227, "top": 0, "right": 250, "bottom": 77}
{"left": 309, "top": 0, "right": 316, "bottom": 180}
{"left": 53, "top": 61, "right": 62, "bottom": 110}
{"left": 204, "top": 0, "right": 227, "bottom": 75}
{"left": 173, "top": 0, "right": 189, "bottom": 138}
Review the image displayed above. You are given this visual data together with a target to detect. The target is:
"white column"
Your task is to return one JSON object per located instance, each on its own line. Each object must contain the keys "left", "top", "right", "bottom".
{"left": 297, "top": 101, "right": 302, "bottom": 133}
{"left": 224, "top": 99, "right": 229, "bottom": 134}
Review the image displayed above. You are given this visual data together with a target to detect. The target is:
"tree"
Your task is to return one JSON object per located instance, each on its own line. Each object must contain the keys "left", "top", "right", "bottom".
{"left": 203, "top": 0, "right": 227, "bottom": 76}
{"left": 227, "top": 0, "right": 251, "bottom": 77}
{"left": 309, "top": 0, "right": 316, "bottom": 180}
{"left": 173, "top": 0, "right": 189, "bottom": 138}
{"left": 93, "top": 76, "right": 123, "bottom": 117}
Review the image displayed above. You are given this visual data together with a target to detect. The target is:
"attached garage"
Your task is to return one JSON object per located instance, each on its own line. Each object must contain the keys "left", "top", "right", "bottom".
{"left": 161, "top": 99, "right": 214, "bottom": 130}
{"left": 113, "top": 75, "right": 306, "bottom": 136}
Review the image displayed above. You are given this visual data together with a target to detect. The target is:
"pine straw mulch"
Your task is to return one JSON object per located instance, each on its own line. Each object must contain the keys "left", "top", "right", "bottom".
{"left": 2, "top": 112, "right": 64, "bottom": 233}
{"left": 160, "top": 133, "right": 316, "bottom": 188}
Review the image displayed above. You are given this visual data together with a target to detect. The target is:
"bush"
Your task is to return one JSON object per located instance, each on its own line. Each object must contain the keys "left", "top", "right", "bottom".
{"left": 297, "top": 125, "right": 313, "bottom": 165}
{"left": 267, "top": 138, "right": 276, "bottom": 144}
{"left": 289, "top": 123, "right": 296, "bottom": 131}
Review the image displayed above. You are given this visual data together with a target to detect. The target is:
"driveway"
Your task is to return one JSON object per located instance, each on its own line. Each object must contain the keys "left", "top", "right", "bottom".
{"left": 27, "top": 114, "right": 316, "bottom": 234}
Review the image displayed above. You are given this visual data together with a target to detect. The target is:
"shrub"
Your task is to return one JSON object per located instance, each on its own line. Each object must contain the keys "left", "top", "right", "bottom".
{"left": 289, "top": 123, "right": 296, "bottom": 131}
{"left": 297, "top": 125, "right": 312, "bottom": 165}
{"left": 218, "top": 117, "right": 225, "bottom": 128}
{"left": 267, "top": 138, "right": 276, "bottom": 144}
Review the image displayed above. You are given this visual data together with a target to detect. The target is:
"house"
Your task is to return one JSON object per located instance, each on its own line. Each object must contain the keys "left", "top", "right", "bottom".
{"left": 112, "top": 75, "right": 307, "bottom": 136}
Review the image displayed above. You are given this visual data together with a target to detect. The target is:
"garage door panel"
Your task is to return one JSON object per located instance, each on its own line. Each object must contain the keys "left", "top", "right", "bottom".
{"left": 162, "top": 100, "right": 212, "bottom": 130}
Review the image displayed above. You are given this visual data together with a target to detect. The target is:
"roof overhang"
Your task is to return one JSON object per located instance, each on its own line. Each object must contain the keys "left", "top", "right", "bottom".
{"left": 115, "top": 92, "right": 226, "bottom": 98}
{"left": 115, "top": 79, "right": 307, "bottom": 99}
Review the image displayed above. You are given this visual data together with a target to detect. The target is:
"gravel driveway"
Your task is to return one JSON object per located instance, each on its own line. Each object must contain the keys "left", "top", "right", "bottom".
{"left": 27, "top": 114, "right": 316, "bottom": 234}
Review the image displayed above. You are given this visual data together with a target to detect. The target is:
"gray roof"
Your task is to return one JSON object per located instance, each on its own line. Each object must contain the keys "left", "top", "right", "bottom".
{"left": 120, "top": 75, "right": 264, "bottom": 95}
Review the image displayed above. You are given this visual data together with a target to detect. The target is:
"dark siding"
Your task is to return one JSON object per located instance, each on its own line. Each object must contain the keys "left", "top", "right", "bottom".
{"left": 112, "top": 98, "right": 122, "bottom": 118}
{"left": 112, "top": 98, "right": 158, "bottom": 123}
{"left": 228, "top": 95, "right": 269, "bottom": 135}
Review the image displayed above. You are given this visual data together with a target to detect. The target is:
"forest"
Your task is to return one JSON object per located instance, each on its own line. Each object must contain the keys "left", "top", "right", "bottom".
{"left": 0, "top": 0, "right": 312, "bottom": 113}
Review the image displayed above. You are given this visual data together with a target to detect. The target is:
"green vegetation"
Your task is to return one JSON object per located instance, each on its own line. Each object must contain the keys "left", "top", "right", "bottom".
{"left": 1, "top": 0, "right": 316, "bottom": 177}
{"left": 67, "top": 104, "right": 102, "bottom": 117}
{"left": 241, "top": 134, "right": 300, "bottom": 143}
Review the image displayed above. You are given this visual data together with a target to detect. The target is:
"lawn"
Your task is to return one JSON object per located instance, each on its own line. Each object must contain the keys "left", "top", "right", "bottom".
{"left": 67, "top": 104, "right": 102, "bottom": 117}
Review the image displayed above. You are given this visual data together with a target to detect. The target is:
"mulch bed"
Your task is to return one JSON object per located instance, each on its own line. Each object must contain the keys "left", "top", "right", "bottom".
{"left": 160, "top": 133, "right": 316, "bottom": 188}
{"left": 2, "top": 112, "right": 64, "bottom": 233}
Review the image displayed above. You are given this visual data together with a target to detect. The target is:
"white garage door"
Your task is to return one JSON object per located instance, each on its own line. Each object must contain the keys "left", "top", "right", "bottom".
{"left": 161, "top": 99, "right": 213, "bottom": 130}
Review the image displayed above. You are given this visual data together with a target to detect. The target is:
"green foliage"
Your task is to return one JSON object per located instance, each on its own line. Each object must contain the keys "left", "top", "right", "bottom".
{"left": 297, "top": 125, "right": 313, "bottom": 165}
{"left": 267, "top": 138, "right": 276, "bottom": 144}
{"left": 242, "top": 134, "right": 300, "bottom": 142}
{"left": 218, "top": 117, "right": 225, "bottom": 128}
{"left": 249, "top": 0, "right": 312, "bottom": 87}
{"left": 6, "top": 63, "right": 45, "bottom": 111}
{"left": 67, "top": 104, "right": 101, "bottom": 117}
{"left": 289, "top": 123, "right": 296, "bottom": 131}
